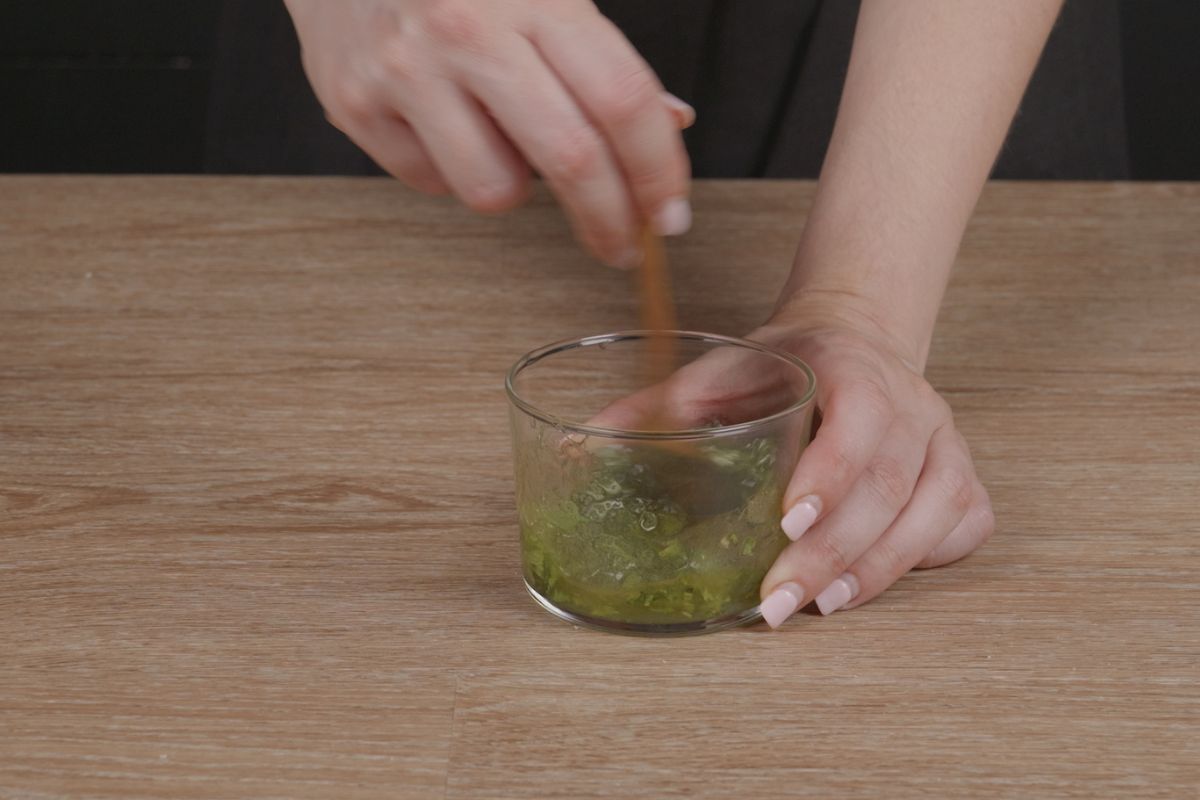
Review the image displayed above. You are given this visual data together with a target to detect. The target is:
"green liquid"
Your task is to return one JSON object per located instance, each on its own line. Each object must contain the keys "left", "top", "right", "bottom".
{"left": 520, "top": 438, "right": 787, "bottom": 626}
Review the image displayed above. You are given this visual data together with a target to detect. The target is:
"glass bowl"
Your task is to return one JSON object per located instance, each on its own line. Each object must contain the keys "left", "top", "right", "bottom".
{"left": 506, "top": 331, "right": 816, "bottom": 635}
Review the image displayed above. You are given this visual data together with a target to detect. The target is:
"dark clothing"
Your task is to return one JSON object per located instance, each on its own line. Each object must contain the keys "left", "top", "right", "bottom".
{"left": 206, "top": 0, "right": 1129, "bottom": 179}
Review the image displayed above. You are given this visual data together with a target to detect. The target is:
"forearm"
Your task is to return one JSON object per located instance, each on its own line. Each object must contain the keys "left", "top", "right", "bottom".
{"left": 777, "top": 0, "right": 1063, "bottom": 367}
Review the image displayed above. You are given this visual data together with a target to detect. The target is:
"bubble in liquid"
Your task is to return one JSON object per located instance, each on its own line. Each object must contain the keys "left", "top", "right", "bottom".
{"left": 582, "top": 498, "right": 625, "bottom": 522}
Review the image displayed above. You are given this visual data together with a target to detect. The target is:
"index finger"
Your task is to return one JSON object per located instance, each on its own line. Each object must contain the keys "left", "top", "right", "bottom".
{"left": 779, "top": 377, "right": 895, "bottom": 540}
{"left": 588, "top": 345, "right": 800, "bottom": 432}
{"left": 532, "top": 11, "right": 692, "bottom": 236}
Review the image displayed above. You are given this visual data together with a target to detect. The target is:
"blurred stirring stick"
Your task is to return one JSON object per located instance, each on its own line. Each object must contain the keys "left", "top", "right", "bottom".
{"left": 633, "top": 225, "right": 724, "bottom": 484}
{"left": 589, "top": 226, "right": 741, "bottom": 513}
{"left": 638, "top": 225, "right": 678, "bottom": 377}
{"left": 637, "top": 225, "right": 680, "bottom": 433}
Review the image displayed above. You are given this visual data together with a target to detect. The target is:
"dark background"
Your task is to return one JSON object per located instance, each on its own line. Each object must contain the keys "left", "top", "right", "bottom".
{"left": 2, "top": 0, "right": 1198, "bottom": 179}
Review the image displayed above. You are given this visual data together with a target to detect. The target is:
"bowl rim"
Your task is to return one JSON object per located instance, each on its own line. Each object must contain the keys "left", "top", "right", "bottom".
{"left": 505, "top": 330, "right": 817, "bottom": 441}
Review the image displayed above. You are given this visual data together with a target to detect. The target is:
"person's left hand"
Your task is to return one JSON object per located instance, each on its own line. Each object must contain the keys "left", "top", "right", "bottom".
{"left": 591, "top": 305, "right": 995, "bottom": 626}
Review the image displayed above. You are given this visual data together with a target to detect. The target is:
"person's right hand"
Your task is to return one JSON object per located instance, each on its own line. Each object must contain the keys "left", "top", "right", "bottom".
{"left": 284, "top": 0, "right": 695, "bottom": 268}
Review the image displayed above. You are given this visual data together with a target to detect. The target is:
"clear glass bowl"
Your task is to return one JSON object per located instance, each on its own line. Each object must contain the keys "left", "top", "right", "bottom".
{"left": 506, "top": 331, "right": 816, "bottom": 636}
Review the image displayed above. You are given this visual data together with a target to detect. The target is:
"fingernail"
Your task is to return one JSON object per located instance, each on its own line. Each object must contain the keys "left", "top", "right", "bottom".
{"left": 781, "top": 496, "right": 821, "bottom": 541}
{"left": 652, "top": 198, "right": 692, "bottom": 237}
{"left": 760, "top": 582, "right": 804, "bottom": 629}
{"left": 661, "top": 92, "right": 696, "bottom": 128}
{"left": 815, "top": 573, "right": 860, "bottom": 616}
{"left": 611, "top": 247, "right": 642, "bottom": 270}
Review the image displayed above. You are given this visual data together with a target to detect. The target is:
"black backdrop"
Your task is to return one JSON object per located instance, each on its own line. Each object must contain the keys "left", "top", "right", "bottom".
{"left": 2, "top": 0, "right": 1197, "bottom": 179}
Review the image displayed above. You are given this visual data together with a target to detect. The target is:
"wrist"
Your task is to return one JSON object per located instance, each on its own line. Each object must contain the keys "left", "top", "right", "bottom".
{"left": 767, "top": 287, "right": 933, "bottom": 373}
{"left": 772, "top": 218, "right": 953, "bottom": 370}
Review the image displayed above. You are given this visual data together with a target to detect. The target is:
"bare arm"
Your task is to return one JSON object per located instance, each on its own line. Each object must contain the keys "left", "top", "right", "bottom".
{"left": 755, "top": 1, "right": 1064, "bottom": 624}
{"left": 779, "top": 0, "right": 1064, "bottom": 366}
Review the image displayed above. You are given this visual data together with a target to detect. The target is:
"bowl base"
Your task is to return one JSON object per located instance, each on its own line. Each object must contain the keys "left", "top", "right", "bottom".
{"left": 524, "top": 580, "right": 763, "bottom": 637}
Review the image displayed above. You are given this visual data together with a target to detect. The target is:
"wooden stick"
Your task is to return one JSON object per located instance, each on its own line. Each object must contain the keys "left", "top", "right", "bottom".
{"left": 637, "top": 225, "right": 685, "bottom": 437}
{"left": 638, "top": 225, "right": 679, "bottom": 387}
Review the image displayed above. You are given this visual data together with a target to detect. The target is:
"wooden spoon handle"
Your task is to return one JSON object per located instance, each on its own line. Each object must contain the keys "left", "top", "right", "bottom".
{"left": 638, "top": 225, "right": 679, "bottom": 389}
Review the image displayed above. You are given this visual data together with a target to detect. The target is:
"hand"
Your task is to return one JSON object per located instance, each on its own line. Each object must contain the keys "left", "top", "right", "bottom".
{"left": 284, "top": 0, "right": 694, "bottom": 267}
{"left": 592, "top": 305, "right": 995, "bottom": 627}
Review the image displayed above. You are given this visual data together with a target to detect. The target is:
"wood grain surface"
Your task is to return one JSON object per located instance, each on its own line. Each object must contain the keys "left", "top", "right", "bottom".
{"left": 1, "top": 178, "right": 1198, "bottom": 799}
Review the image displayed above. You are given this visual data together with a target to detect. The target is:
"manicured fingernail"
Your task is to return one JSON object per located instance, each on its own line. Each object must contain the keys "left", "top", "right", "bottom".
{"left": 781, "top": 496, "right": 821, "bottom": 541}
{"left": 611, "top": 247, "right": 642, "bottom": 270}
{"left": 815, "top": 573, "right": 859, "bottom": 616}
{"left": 652, "top": 198, "right": 692, "bottom": 237}
{"left": 760, "top": 582, "right": 804, "bottom": 629}
{"left": 661, "top": 92, "right": 696, "bottom": 128}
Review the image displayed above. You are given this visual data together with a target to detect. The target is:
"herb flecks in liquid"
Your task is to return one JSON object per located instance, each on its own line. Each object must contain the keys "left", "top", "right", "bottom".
{"left": 521, "top": 437, "right": 786, "bottom": 625}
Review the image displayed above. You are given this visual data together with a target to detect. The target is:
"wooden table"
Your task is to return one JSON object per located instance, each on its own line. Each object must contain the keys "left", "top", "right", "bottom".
{"left": 2, "top": 178, "right": 1197, "bottom": 798}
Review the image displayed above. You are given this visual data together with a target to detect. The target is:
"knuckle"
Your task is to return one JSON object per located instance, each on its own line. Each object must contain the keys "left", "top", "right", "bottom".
{"left": 422, "top": 0, "right": 488, "bottom": 49}
{"left": 379, "top": 34, "right": 429, "bottom": 84}
{"left": 826, "top": 442, "right": 859, "bottom": 486}
{"left": 584, "top": 233, "right": 635, "bottom": 268}
{"left": 378, "top": 156, "right": 440, "bottom": 193}
{"left": 461, "top": 180, "right": 526, "bottom": 214}
{"left": 974, "top": 498, "right": 997, "bottom": 540}
{"left": 889, "top": 414, "right": 924, "bottom": 449}
{"left": 914, "top": 551, "right": 943, "bottom": 570}
{"left": 590, "top": 231, "right": 631, "bottom": 261}
{"left": 853, "top": 377, "right": 894, "bottom": 422}
{"left": 584, "top": 210, "right": 630, "bottom": 246}
{"left": 863, "top": 455, "right": 913, "bottom": 509}
{"left": 626, "top": 156, "right": 683, "bottom": 198}
{"left": 936, "top": 467, "right": 975, "bottom": 514}
{"left": 932, "top": 395, "right": 954, "bottom": 424}
{"left": 328, "top": 77, "right": 375, "bottom": 124}
{"left": 811, "top": 534, "right": 851, "bottom": 577}
{"left": 376, "top": 153, "right": 422, "bottom": 182}
{"left": 665, "top": 382, "right": 725, "bottom": 426}
{"left": 871, "top": 537, "right": 911, "bottom": 577}
{"left": 915, "top": 492, "right": 994, "bottom": 571}
{"left": 543, "top": 128, "right": 605, "bottom": 186}
{"left": 594, "top": 62, "right": 660, "bottom": 126}
{"left": 916, "top": 382, "right": 952, "bottom": 423}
